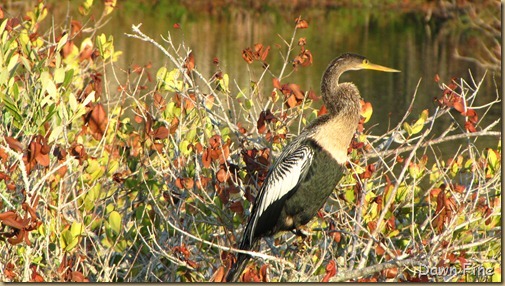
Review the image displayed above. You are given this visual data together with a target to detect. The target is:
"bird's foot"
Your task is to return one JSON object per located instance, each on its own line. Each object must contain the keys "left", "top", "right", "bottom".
{"left": 292, "top": 225, "right": 311, "bottom": 239}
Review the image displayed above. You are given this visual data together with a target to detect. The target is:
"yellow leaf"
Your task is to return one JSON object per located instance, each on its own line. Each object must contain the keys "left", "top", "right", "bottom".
{"left": 403, "top": 122, "right": 413, "bottom": 136}
{"left": 410, "top": 109, "right": 429, "bottom": 135}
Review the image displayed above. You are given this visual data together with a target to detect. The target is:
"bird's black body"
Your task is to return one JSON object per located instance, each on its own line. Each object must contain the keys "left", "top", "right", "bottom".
{"left": 226, "top": 53, "right": 399, "bottom": 282}
{"left": 253, "top": 138, "right": 343, "bottom": 238}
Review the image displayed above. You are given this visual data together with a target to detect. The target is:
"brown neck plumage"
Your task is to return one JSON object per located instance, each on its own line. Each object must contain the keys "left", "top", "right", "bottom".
{"left": 320, "top": 58, "right": 361, "bottom": 117}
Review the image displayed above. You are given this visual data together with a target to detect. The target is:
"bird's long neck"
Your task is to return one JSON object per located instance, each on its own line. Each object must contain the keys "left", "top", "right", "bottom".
{"left": 320, "top": 62, "right": 361, "bottom": 116}
{"left": 310, "top": 60, "right": 362, "bottom": 164}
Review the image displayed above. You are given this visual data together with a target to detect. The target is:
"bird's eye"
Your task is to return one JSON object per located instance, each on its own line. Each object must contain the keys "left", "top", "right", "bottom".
{"left": 363, "top": 59, "right": 369, "bottom": 64}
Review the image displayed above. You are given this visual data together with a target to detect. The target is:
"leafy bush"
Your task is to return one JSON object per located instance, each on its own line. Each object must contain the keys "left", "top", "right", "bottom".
{"left": 0, "top": 1, "right": 500, "bottom": 282}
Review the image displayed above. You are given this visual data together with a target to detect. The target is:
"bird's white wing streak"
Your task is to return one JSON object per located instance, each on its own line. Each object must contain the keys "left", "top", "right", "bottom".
{"left": 248, "top": 146, "right": 313, "bottom": 241}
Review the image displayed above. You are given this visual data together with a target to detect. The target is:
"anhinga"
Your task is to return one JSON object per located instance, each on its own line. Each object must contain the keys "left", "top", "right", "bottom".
{"left": 226, "top": 53, "right": 399, "bottom": 282}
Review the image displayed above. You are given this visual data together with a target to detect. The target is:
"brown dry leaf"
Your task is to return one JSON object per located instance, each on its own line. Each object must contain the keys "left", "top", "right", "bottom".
{"left": 465, "top": 121, "right": 476, "bottom": 133}
{"left": 30, "top": 266, "right": 44, "bottom": 282}
{"left": 257, "top": 114, "right": 267, "bottom": 134}
{"left": 0, "top": 211, "right": 26, "bottom": 229}
{"left": 289, "top": 83, "right": 304, "bottom": 100}
{"left": 71, "top": 271, "right": 89, "bottom": 282}
{"left": 70, "top": 144, "right": 87, "bottom": 163}
{"left": 86, "top": 103, "right": 108, "bottom": 140}
{"left": 202, "top": 149, "right": 212, "bottom": 168}
{"left": 210, "top": 266, "right": 225, "bottom": 282}
{"left": 169, "top": 117, "right": 179, "bottom": 134}
{"left": 295, "top": 17, "right": 309, "bottom": 29}
{"left": 375, "top": 244, "right": 385, "bottom": 256}
{"left": 216, "top": 168, "right": 229, "bottom": 183}
{"left": 382, "top": 267, "right": 398, "bottom": 279}
{"left": 242, "top": 48, "right": 254, "bottom": 64}
{"left": 464, "top": 108, "right": 476, "bottom": 118}
{"left": 259, "top": 264, "right": 269, "bottom": 282}
{"left": 286, "top": 94, "right": 298, "bottom": 108}
{"left": 70, "top": 20, "right": 82, "bottom": 37}
{"left": 151, "top": 142, "right": 163, "bottom": 153}
{"left": 5, "top": 136, "right": 23, "bottom": 152}
{"left": 152, "top": 126, "right": 169, "bottom": 140}
{"left": 229, "top": 201, "right": 243, "bottom": 214}
{"left": 62, "top": 41, "right": 74, "bottom": 59}
{"left": 272, "top": 78, "right": 281, "bottom": 89}
{"left": 4, "top": 262, "right": 16, "bottom": 280}
{"left": 185, "top": 52, "right": 195, "bottom": 73}
{"left": 307, "top": 89, "right": 318, "bottom": 100}
{"left": 79, "top": 42, "right": 93, "bottom": 62}
{"left": 453, "top": 100, "right": 465, "bottom": 113}
{"left": 154, "top": 92, "right": 166, "bottom": 110}
{"left": 259, "top": 45, "right": 270, "bottom": 61}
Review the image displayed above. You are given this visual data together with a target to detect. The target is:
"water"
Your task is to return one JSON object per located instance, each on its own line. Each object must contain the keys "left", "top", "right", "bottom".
{"left": 105, "top": 6, "right": 501, "bottom": 154}
{"left": 6, "top": 2, "right": 502, "bottom": 156}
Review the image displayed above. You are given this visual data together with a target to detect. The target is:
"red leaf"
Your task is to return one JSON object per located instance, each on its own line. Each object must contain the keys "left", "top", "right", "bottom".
{"left": 318, "top": 105, "right": 328, "bottom": 117}
{"left": 322, "top": 260, "right": 337, "bottom": 282}
{"left": 465, "top": 121, "right": 477, "bottom": 133}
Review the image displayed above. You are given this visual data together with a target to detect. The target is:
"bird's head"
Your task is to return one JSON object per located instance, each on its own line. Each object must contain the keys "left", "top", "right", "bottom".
{"left": 336, "top": 53, "right": 400, "bottom": 73}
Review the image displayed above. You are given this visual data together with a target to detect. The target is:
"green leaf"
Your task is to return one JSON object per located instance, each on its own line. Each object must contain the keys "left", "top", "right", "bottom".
{"left": 7, "top": 53, "right": 19, "bottom": 73}
{"left": 217, "top": 73, "right": 230, "bottom": 93}
{"left": 63, "top": 69, "right": 74, "bottom": 87}
{"left": 408, "top": 163, "right": 422, "bottom": 179}
{"left": 70, "top": 222, "right": 84, "bottom": 237}
{"left": 56, "top": 33, "right": 68, "bottom": 52}
{"left": 60, "top": 229, "right": 79, "bottom": 252}
{"left": 180, "top": 140, "right": 191, "bottom": 156}
{"left": 54, "top": 67, "right": 65, "bottom": 84}
{"left": 487, "top": 148, "right": 498, "bottom": 172}
{"left": 108, "top": 211, "right": 121, "bottom": 236}
{"left": 244, "top": 99, "right": 253, "bottom": 110}
{"left": 0, "top": 19, "right": 8, "bottom": 35}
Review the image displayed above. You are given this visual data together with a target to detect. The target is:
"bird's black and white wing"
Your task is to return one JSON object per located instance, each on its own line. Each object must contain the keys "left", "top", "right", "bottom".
{"left": 246, "top": 143, "right": 314, "bottom": 243}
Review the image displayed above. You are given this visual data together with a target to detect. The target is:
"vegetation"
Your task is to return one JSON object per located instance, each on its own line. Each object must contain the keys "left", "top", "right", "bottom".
{"left": 0, "top": 0, "right": 500, "bottom": 282}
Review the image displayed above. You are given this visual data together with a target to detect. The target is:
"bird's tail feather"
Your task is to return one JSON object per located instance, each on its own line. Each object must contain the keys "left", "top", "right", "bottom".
{"left": 225, "top": 252, "right": 250, "bottom": 282}
{"left": 226, "top": 233, "right": 260, "bottom": 282}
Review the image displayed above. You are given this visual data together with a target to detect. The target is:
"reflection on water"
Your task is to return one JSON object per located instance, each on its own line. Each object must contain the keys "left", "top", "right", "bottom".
{"left": 105, "top": 6, "right": 500, "bottom": 148}
{"left": 5, "top": 3, "right": 502, "bottom": 154}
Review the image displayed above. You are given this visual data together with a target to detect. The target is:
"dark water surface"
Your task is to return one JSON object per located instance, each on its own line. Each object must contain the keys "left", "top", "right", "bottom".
{"left": 106, "top": 6, "right": 501, "bottom": 153}
{"left": 6, "top": 3, "right": 503, "bottom": 156}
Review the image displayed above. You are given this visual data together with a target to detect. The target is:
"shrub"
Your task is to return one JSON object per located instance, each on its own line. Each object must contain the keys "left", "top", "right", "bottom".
{"left": 0, "top": 1, "right": 500, "bottom": 282}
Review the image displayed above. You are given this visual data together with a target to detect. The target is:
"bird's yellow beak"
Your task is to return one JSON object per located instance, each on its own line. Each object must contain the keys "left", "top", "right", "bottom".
{"left": 361, "top": 62, "right": 400, "bottom": 73}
